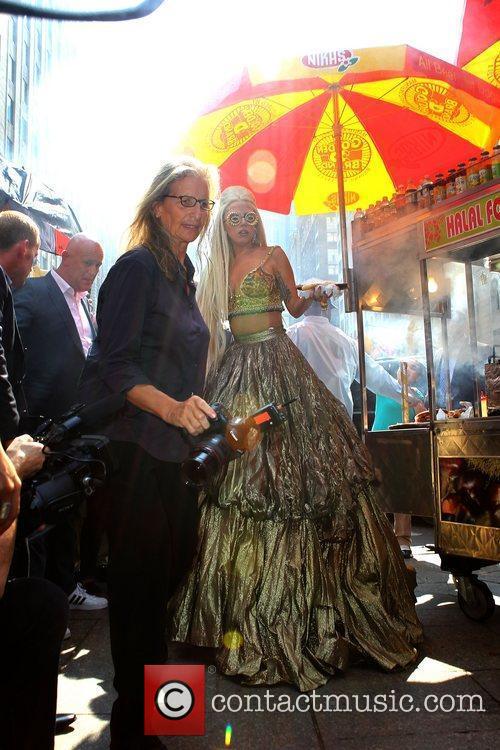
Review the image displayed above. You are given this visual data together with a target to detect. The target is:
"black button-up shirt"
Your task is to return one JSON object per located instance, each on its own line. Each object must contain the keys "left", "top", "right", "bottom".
{"left": 80, "top": 246, "right": 209, "bottom": 462}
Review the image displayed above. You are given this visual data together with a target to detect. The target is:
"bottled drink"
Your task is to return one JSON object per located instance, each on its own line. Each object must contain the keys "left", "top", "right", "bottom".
{"left": 478, "top": 151, "right": 493, "bottom": 184}
{"left": 446, "top": 168, "right": 456, "bottom": 198}
{"left": 455, "top": 162, "right": 467, "bottom": 194}
{"left": 432, "top": 173, "right": 446, "bottom": 203}
{"left": 466, "top": 156, "right": 480, "bottom": 188}
{"left": 380, "top": 195, "right": 390, "bottom": 222}
{"left": 388, "top": 193, "right": 398, "bottom": 219}
{"left": 404, "top": 181, "right": 418, "bottom": 213}
{"left": 352, "top": 208, "right": 365, "bottom": 239}
{"left": 365, "top": 204, "right": 375, "bottom": 233}
{"left": 394, "top": 185, "right": 406, "bottom": 215}
{"left": 225, "top": 402, "right": 291, "bottom": 452}
{"left": 418, "top": 176, "right": 433, "bottom": 209}
{"left": 492, "top": 144, "right": 500, "bottom": 179}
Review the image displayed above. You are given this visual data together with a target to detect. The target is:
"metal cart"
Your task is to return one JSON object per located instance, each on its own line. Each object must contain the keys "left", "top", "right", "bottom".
{"left": 352, "top": 179, "right": 500, "bottom": 621}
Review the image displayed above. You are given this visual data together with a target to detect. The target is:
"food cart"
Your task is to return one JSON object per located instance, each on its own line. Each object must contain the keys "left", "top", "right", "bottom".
{"left": 352, "top": 178, "right": 500, "bottom": 621}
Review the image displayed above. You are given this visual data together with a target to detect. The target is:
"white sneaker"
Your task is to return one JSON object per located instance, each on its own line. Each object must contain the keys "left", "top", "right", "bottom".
{"left": 68, "top": 583, "right": 108, "bottom": 610}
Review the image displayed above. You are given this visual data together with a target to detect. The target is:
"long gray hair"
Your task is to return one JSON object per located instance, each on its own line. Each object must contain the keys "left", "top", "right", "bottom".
{"left": 127, "top": 156, "right": 219, "bottom": 280}
{"left": 197, "top": 186, "right": 267, "bottom": 373}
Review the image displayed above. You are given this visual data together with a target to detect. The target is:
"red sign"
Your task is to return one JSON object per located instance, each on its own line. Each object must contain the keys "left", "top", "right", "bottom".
{"left": 423, "top": 190, "right": 500, "bottom": 251}
{"left": 144, "top": 664, "right": 205, "bottom": 736}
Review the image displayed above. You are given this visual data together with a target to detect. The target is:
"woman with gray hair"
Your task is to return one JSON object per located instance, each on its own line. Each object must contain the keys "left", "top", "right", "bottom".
{"left": 80, "top": 156, "right": 218, "bottom": 750}
{"left": 170, "top": 185, "right": 422, "bottom": 693}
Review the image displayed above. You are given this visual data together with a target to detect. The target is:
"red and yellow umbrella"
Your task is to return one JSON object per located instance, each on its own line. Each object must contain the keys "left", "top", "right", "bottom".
{"left": 183, "top": 45, "right": 499, "bottom": 216}
{"left": 457, "top": 0, "right": 500, "bottom": 88}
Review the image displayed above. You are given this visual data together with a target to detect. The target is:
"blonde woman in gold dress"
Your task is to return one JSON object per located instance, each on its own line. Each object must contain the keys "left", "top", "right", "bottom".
{"left": 169, "top": 186, "right": 422, "bottom": 692}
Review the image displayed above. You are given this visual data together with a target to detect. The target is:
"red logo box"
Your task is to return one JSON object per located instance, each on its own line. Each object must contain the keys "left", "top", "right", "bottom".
{"left": 144, "top": 664, "right": 205, "bottom": 736}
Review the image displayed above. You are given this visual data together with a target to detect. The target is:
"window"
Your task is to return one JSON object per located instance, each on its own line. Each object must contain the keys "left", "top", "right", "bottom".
{"left": 6, "top": 137, "right": 14, "bottom": 159}
{"left": 6, "top": 96, "right": 15, "bottom": 127}
{"left": 21, "top": 117, "right": 29, "bottom": 149}
{"left": 8, "top": 54, "right": 17, "bottom": 86}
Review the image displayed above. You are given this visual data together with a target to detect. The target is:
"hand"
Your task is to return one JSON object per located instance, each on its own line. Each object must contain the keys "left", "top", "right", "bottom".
{"left": 163, "top": 396, "right": 216, "bottom": 436}
{"left": 0, "top": 446, "right": 21, "bottom": 535}
{"left": 6, "top": 434, "right": 46, "bottom": 480}
{"left": 312, "top": 285, "right": 333, "bottom": 302}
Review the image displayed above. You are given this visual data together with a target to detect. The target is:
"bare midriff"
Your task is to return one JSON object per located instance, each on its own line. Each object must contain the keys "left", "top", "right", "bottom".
{"left": 230, "top": 310, "right": 283, "bottom": 338}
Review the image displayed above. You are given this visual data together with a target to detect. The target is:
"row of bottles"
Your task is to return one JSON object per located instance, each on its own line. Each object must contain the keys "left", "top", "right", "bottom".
{"left": 353, "top": 144, "right": 500, "bottom": 236}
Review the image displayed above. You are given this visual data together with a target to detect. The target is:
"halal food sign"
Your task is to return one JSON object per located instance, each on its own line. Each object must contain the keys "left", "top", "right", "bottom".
{"left": 424, "top": 191, "right": 500, "bottom": 251}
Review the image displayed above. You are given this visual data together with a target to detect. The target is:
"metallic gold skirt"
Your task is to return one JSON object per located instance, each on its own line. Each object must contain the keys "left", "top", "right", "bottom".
{"left": 169, "top": 331, "right": 423, "bottom": 691}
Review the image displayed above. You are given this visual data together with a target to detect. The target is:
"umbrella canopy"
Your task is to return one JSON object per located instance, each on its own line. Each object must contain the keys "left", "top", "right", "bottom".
{"left": 183, "top": 45, "right": 499, "bottom": 216}
{"left": 0, "top": 155, "right": 81, "bottom": 238}
{"left": 456, "top": 0, "right": 499, "bottom": 89}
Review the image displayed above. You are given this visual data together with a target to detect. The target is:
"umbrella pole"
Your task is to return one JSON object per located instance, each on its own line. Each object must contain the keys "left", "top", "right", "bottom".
{"left": 331, "top": 86, "right": 368, "bottom": 436}
{"left": 331, "top": 86, "right": 353, "bottom": 309}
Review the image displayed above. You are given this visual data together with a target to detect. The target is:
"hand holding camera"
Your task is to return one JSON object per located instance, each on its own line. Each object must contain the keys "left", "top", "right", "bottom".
{"left": 182, "top": 399, "right": 296, "bottom": 487}
{"left": 6, "top": 435, "right": 45, "bottom": 479}
{"left": 164, "top": 395, "right": 217, "bottom": 436}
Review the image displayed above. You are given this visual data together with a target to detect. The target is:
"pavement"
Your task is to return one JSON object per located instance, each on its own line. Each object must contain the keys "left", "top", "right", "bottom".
{"left": 55, "top": 523, "right": 500, "bottom": 750}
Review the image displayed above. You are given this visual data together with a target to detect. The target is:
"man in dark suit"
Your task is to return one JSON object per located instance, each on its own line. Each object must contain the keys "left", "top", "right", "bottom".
{"left": 14, "top": 234, "right": 107, "bottom": 611}
{"left": 14, "top": 234, "right": 103, "bottom": 421}
{"left": 0, "top": 211, "right": 39, "bottom": 443}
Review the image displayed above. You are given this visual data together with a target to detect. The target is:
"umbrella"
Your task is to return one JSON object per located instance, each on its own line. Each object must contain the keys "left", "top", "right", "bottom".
{"left": 182, "top": 45, "right": 499, "bottom": 288}
{"left": 456, "top": 0, "right": 499, "bottom": 89}
{"left": 0, "top": 155, "right": 81, "bottom": 253}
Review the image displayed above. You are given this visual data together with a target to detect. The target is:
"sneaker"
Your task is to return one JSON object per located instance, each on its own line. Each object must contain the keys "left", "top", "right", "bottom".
{"left": 68, "top": 582, "right": 108, "bottom": 610}
{"left": 400, "top": 544, "right": 413, "bottom": 559}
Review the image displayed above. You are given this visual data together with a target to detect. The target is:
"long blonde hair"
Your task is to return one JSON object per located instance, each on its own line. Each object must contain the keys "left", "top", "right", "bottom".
{"left": 197, "top": 186, "right": 267, "bottom": 373}
{"left": 127, "top": 156, "right": 219, "bottom": 280}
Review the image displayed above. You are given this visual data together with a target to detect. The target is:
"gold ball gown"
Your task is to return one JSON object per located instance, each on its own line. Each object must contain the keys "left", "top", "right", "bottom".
{"left": 169, "top": 258, "right": 423, "bottom": 692}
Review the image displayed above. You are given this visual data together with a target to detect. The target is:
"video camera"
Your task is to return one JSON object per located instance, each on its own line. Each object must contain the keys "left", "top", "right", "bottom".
{"left": 18, "top": 393, "right": 125, "bottom": 539}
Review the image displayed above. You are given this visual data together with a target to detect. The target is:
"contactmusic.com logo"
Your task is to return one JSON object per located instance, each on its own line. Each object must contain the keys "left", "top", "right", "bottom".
{"left": 144, "top": 665, "right": 205, "bottom": 736}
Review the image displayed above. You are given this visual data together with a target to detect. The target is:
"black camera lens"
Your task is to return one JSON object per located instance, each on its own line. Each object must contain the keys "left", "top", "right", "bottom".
{"left": 182, "top": 433, "right": 235, "bottom": 487}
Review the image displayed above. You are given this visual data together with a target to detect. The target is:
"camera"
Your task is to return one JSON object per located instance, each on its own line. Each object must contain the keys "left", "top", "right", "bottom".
{"left": 182, "top": 399, "right": 294, "bottom": 487}
{"left": 18, "top": 393, "right": 125, "bottom": 539}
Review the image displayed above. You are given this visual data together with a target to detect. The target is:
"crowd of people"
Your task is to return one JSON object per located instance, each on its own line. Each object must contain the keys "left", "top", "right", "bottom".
{"left": 0, "top": 157, "right": 425, "bottom": 750}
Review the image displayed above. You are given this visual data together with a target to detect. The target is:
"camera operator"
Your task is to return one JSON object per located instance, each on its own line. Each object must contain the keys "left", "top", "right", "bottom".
{"left": 0, "top": 211, "right": 71, "bottom": 749}
{"left": 80, "top": 157, "right": 217, "bottom": 750}
{"left": 0, "top": 438, "right": 68, "bottom": 750}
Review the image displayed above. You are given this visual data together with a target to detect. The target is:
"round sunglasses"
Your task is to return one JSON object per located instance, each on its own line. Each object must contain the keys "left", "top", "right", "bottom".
{"left": 225, "top": 210, "right": 259, "bottom": 227}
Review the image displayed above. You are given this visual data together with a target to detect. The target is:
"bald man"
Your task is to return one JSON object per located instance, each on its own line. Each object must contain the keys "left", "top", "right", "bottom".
{"left": 14, "top": 234, "right": 103, "bottom": 421}
{"left": 13, "top": 234, "right": 107, "bottom": 612}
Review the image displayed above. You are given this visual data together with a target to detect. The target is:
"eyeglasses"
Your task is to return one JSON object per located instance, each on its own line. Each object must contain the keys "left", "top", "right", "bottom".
{"left": 163, "top": 194, "right": 215, "bottom": 211}
{"left": 225, "top": 211, "right": 259, "bottom": 227}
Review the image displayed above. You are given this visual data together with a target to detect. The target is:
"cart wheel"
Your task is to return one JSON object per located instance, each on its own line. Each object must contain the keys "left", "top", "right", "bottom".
{"left": 456, "top": 576, "right": 495, "bottom": 622}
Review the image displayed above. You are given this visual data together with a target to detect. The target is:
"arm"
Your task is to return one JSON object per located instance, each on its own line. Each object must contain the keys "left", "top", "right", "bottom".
{"left": 363, "top": 355, "right": 402, "bottom": 402}
{"left": 360, "top": 356, "right": 424, "bottom": 410}
{"left": 0, "top": 273, "right": 19, "bottom": 442}
{"left": 271, "top": 247, "right": 315, "bottom": 318}
{"left": 97, "top": 257, "right": 214, "bottom": 436}
{"left": 0, "top": 520, "right": 16, "bottom": 599}
{"left": 0, "top": 444, "right": 21, "bottom": 536}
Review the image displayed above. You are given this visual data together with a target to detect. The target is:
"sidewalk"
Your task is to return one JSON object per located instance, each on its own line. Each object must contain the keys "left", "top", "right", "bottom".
{"left": 55, "top": 523, "right": 500, "bottom": 750}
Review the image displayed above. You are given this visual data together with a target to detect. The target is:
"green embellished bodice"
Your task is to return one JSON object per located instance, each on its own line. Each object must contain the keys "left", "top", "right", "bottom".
{"left": 228, "top": 249, "right": 284, "bottom": 320}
